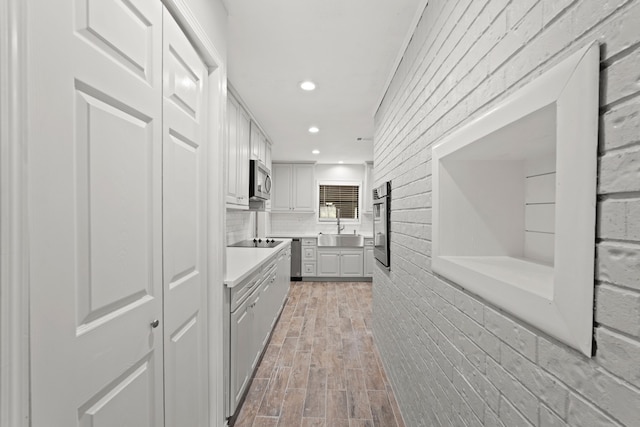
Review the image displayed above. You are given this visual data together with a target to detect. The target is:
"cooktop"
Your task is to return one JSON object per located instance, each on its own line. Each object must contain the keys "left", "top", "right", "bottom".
{"left": 228, "top": 238, "right": 282, "bottom": 248}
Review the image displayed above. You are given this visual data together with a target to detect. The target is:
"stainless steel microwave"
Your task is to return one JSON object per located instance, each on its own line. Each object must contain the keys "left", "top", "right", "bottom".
{"left": 249, "top": 160, "right": 271, "bottom": 201}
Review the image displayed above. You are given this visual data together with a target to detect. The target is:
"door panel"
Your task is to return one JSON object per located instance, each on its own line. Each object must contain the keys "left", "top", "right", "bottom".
{"left": 75, "top": 86, "right": 155, "bottom": 330}
{"left": 293, "top": 164, "right": 314, "bottom": 211}
{"left": 340, "top": 251, "right": 364, "bottom": 276}
{"left": 272, "top": 164, "right": 292, "bottom": 210}
{"left": 317, "top": 251, "right": 340, "bottom": 276}
{"left": 28, "top": 0, "right": 163, "bottom": 425}
{"left": 168, "top": 314, "right": 201, "bottom": 426}
{"left": 75, "top": 0, "right": 154, "bottom": 81}
{"left": 162, "top": 9, "right": 209, "bottom": 427}
{"left": 78, "top": 354, "right": 156, "bottom": 427}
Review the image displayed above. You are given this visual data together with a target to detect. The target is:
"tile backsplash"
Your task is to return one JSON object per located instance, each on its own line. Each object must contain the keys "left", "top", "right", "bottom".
{"left": 271, "top": 212, "right": 373, "bottom": 235}
{"left": 226, "top": 210, "right": 254, "bottom": 244}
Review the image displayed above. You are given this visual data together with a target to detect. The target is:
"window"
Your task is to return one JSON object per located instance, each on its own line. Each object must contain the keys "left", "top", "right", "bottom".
{"left": 318, "top": 183, "right": 360, "bottom": 221}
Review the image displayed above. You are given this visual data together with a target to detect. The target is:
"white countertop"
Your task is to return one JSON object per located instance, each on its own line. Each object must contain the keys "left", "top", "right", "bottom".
{"left": 224, "top": 239, "right": 291, "bottom": 288}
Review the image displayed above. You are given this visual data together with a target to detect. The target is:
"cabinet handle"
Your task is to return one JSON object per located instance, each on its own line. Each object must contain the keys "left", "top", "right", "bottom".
{"left": 150, "top": 319, "right": 160, "bottom": 329}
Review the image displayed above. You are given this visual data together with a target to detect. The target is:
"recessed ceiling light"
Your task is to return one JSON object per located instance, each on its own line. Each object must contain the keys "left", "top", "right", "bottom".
{"left": 308, "top": 126, "right": 319, "bottom": 134}
{"left": 338, "top": 161, "right": 344, "bottom": 164}
{"left": 312, "top": 149, "right": 320, "bottom": 155}
{"left": 300, "top": 81, "right": 316, "bottom": 91}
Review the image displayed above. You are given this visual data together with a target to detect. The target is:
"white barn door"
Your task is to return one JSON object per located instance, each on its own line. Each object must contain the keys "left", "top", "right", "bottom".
{"left": 28, "top": 0, "right": 164, "bottom": 425}
{"left": 162, "top": 8, "right": 210, "bottom": 427}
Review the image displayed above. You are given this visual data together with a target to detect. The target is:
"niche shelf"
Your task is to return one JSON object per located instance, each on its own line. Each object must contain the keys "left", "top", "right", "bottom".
{"left": 432, "top": 42, "right": 599, "bottom": 356}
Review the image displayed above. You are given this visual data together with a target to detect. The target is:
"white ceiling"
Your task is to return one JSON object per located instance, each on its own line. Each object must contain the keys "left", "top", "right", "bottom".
{"left": 224, "top": 0, "right": 426, "bottom": 164}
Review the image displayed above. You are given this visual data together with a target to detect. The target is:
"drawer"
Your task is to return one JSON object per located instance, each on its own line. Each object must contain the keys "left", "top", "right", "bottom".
{"left": 262, "top": 259, "right": 277, "bottom": 278}
{"left": 303, "top": 247, "right": 316, "bottom": 260}
{"left": 231, "top": 271, "right": 261, "bottom": 312}
{"left": 301, "top": 238, "right": 317, "bottom": 246}
{"left": 302, "top": 262, "right": 316, "bottom": 276}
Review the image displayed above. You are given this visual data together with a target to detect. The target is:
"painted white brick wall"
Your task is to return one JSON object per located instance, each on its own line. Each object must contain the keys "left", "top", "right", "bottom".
{"left": 372, "top": 1, "right": 640, "bottom": 426}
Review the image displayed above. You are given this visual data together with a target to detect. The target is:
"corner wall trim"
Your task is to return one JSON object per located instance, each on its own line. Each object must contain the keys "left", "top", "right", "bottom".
{"left": 0, "top": 0, "right": 30, "bottom": 426}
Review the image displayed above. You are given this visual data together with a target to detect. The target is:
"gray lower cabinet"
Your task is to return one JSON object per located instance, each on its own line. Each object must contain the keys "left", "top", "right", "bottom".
{"left": 230, "top": 277, "right": 260, "bottom": 410}
{"left": 276, "top": 246, "right": 291, "bottom": 309}
{"left": 317, "top": 248, "right": 364, "bottom": 277}
{"left": 227, "top": 244, "right": 291, "bottom": 418}
{"left": 364, "top": 238, "right": 374, "bottom": 276}
{"left": 317, "top": 250, "right": 340, "bottom": 276}
{"left": 364, "top": 247, "right": 374, "bottom": 276}
{"left": 301, "top": 238, "right": 317, "bottom": 277}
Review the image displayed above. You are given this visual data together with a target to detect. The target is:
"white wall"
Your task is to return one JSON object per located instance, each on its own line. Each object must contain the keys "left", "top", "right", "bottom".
{"left": 373, "top": 1, "right": 640, "bottom": 426}
{"left": 315, "top": 163, "right": 364, "bottom": 182}
{"left": 186, "top": 0, "right": 228, "bottom": 60}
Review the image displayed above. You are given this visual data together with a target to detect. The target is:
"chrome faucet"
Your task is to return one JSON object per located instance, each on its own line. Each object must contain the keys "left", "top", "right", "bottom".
{"left": 336, "top": 208, "right": 345, "bottom": 234}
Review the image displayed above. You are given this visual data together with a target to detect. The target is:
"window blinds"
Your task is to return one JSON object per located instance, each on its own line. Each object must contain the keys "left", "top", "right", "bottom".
{"left": 319, "top": 184, "right": 359, "bottom": 219}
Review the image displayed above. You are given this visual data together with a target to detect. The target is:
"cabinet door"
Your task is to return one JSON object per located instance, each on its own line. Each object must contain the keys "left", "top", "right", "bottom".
{"left": 340, "top": 250, "right": 364, "bottom": 276}
{"left": 230, "top": 297, "right": 253, "bottom": 411}
{"left": 250, "top": 121, "right": 260, "bottom": 160}
{"left": 259, "top": 132, "right": 267, "bottom": 164}
{"left": 317, "top": 250, "right": 341, "bottom": 276}
{"left": 256, "top": 272, "right": 276, "bottom": 347}
{"left": 266, "top": 143, "right": 272, "bottom": 172}
{"left": 284, "top": 250, "right": 291, "bottom": 302}
{"left": 292, "top": 164, "right": 315, "bottom": 212}
{"left": 272, "top": 164, "right": 292, "bottom": 211}
{"left": 364, "top": 247, "right": 374, "bottom": 276}
{"left": 276, "top": 251, "right": 290, "bottom": 308}
{"left": 237, "top": 108, "right": 251, "bottom": 205}
{"left": 364, "top": 161, "right": 374, "bottom": 213}
{"left": 249, "top": 289, "right": 265, "bottom": 371}
{"left": 226, "top": 98, "right": 240, "bottom": 204}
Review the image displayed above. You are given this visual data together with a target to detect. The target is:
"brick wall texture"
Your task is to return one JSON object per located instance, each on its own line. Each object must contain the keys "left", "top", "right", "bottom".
{"left": 372, "top": 1, "right": 640, "bottom": 426}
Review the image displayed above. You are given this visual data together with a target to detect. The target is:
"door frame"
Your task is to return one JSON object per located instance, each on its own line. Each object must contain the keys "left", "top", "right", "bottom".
{"left": 0, "top": 0, "right": 227, "bottom": 425}
{"left": 0, "top": 0, "right": 29, "bottom": 426}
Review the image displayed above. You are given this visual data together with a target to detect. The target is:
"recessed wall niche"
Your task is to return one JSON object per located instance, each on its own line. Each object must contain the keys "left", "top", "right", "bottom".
{"left": 432, "top": 42, "right": 599, "bottom": 356}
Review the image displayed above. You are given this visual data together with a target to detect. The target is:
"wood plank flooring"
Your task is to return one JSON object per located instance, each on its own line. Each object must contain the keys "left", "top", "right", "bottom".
{"left": 234, "top": 282, "right": 405, "bottom": 427}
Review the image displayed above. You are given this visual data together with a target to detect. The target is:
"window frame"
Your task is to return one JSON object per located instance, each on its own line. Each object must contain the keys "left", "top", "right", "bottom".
{"left": 317, "top": 180, "right": 362, "bottom": 224}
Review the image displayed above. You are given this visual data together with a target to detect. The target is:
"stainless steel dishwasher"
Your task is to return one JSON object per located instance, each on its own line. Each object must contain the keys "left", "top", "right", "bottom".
{"left": 290, "top": 238, "right": 302, "bottom": 280}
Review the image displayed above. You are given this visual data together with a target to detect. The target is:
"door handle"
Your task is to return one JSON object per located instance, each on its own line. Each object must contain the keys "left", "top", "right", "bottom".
{"left": 150, "top": 319, "right": 160, "bottom": 329}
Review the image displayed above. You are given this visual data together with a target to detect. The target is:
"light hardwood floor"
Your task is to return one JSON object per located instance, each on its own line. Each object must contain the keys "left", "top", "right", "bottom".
{"left": 234, "top": 281, "right": 405, "bottom": 427}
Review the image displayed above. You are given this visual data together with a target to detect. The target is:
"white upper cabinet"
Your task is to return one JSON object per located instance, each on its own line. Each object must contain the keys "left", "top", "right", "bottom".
{"left": 272, "top": 163, "right": 315, "bottom": 212}
{"left": 250, "top": 121, "right": 268, "bottom": 166}
{"left": 226, "top": 94, "right": 250, "bottom": 208}
{"left": 266, "top": 142, "right": 272, "bottom": 172}
{"left": 363, "top": 161, "right": 374, "bottom": 213}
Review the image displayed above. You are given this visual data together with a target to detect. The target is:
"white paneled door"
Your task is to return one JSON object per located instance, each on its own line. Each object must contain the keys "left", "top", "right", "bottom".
{"left": 162, "top": 8, "right": 209, "bottom": 427}
{"left": 28, "top": 1, "right": 210, "bottom": 426}
{"left": 28, "top": 0, "right": 164, "bottom": 425}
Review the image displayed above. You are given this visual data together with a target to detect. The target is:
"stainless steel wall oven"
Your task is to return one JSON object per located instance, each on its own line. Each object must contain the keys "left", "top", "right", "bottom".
{"left": 373, "top": 181, "right": 390, "bottom": 268}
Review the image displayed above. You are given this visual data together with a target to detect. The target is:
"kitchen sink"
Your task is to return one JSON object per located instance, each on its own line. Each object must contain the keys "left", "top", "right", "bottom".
{"left": 317, "top": 233, "right": 364, "bottom": 247}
